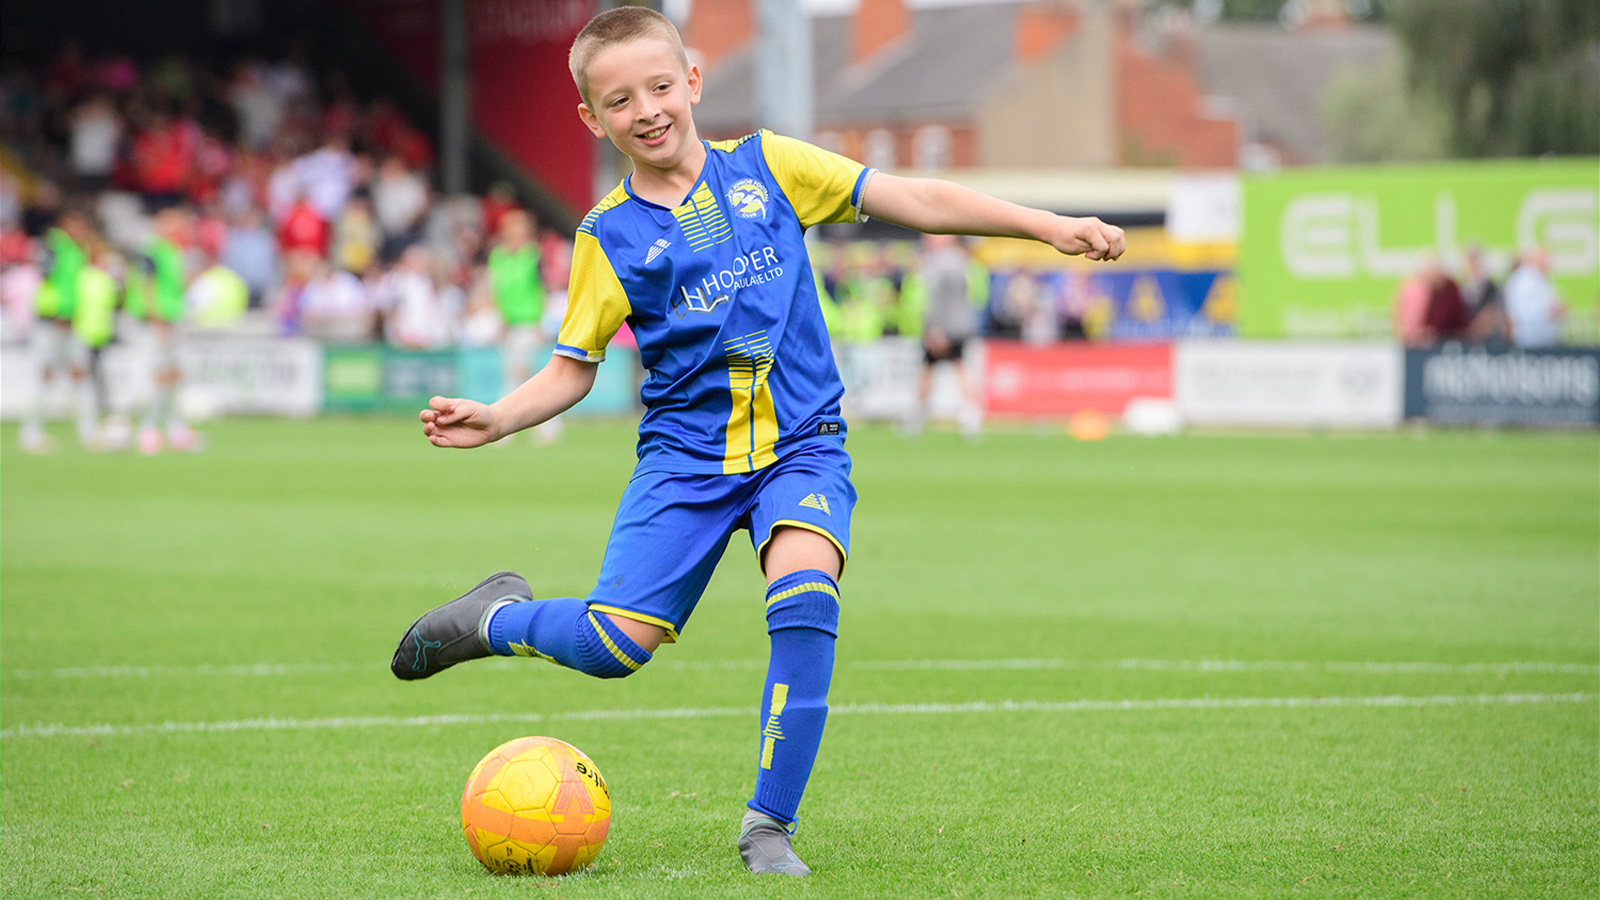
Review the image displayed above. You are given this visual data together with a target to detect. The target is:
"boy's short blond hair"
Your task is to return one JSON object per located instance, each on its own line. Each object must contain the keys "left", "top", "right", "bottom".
{"left": 569, "top": 7, "right": 690, "bottom": 106}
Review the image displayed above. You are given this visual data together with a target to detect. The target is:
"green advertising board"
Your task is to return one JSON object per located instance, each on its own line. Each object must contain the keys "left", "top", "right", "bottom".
{"left": 321, "top": 344, "right": 641, "bottom": 416}
{"left": 1239, "top": 158, "right": 1599, "bottom": 339}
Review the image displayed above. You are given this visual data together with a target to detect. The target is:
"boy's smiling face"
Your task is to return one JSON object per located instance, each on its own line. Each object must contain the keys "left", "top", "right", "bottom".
{"left": 578, "top": 38, "right": 703, "bottom": 178}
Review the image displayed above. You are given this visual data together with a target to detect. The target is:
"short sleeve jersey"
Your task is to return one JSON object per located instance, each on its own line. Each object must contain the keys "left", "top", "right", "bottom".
{"left": 556, "top": 131, "right": 874, "bottom": 475}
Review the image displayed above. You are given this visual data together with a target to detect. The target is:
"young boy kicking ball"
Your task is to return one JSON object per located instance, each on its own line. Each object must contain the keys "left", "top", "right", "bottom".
{"left": 392, "top": 6, "right": 1124, "bottom": 877}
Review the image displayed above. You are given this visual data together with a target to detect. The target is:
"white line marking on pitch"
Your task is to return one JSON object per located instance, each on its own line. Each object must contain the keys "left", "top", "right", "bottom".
{"left": 5, "top": 658, "right": 1596, "bottom": 680}
{"left": 2, "top": 692, "right": 1592, "bottom": 740}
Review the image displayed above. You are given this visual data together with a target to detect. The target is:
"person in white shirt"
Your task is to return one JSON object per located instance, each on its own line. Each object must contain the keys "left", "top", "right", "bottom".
{"left": 376, "top": 245, "right": 451, "bottom": 349}
{"left": 1504, "top": 248, "right": 1565, "bottom": 349}
{"left": 294, "top": 134, "right": 356, "bottom": 221}
{"left": 299, "top": 258, "right": 374, "bottom": 341}
{"left": 69, "top": 93, "right": 122, "bottom": 193}
{"left": 228, "top": 62, "right": 285, "bottom": 152}
{"left": 372, "top": 155, "right": 429, "bottom": 260}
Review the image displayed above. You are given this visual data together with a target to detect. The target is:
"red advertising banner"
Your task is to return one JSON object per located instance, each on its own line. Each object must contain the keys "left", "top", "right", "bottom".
{"left": 984, "top": 341, "right": 1173, "bottom": 417}
{"left": 337, "top": 0, "right": 596, "bottom": 214}
{"left": 469, "top": 0, "right": 595, "bottom": 213}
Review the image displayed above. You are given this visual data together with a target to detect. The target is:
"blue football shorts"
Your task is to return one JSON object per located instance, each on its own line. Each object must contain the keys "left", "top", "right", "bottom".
{"left": 584, "top": 439, "right": 855, "bottom": 642}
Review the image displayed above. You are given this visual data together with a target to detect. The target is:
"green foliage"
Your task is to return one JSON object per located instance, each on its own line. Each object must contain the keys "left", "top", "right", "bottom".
{"left": 1388, "top": 0, "right": 1600, "bottom": 156}
{"left": 1321, "top": 48, "right": 1451, "bottom": 162}
{"left": 2, "top": 420, "right": 1597, "bottom": 898}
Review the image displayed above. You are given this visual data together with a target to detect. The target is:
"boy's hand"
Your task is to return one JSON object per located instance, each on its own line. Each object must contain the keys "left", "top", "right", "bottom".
{"left": 1047, "top": 216, "right": 1126, "bottom": 262}
{"left": 420, "top": 396, "right": 499, "bottom": 448}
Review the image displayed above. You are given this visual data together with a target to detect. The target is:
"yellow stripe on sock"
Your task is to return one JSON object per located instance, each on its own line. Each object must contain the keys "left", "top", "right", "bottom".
{"left": 764, "top": 581, "right": 839, "bottom": 608}
{"left": 759, "top": 683, "right": 789, "bottom": 770}
{"left": 588, "top": 612, "right": 643, "bottom": 671}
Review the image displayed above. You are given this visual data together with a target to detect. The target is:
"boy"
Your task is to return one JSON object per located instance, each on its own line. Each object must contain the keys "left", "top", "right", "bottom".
{"left": 391, "top": 7, "right": 1123, "bottom": 877}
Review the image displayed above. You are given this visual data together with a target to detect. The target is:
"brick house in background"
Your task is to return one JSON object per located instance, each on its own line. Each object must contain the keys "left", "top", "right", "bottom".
{"left": 687, "top": 0, "right": 1394, "bottom": 172}
{"left": 688, "top": 0, "right": 1242, "bottom": 171}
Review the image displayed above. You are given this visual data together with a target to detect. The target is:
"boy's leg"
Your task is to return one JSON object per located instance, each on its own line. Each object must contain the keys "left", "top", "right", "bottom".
{"left": 391, "top": 570, "right": 662, "bottom": 680}
{"left": 392, "top": 469, "right": 742, "bottom": 681}
{"left": 739, "top": 444, "right": 855, "bottom": 876}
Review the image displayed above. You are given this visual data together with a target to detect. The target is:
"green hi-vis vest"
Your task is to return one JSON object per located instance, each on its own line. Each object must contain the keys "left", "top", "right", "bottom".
{"left": 966, "top": 259, "right": 990, "bottom": 309}
{"left": 130, "top": 237, "right": 188, "bottom": 322}
{"left": 813, "top": 267, "right": 842, "bottom": 335}
{"left": 73, "top": 265, "right": 119, "bottom": 348}
{"left": 191, "top": 265, "right": 248, "bottom": 327}
{"left": 488, "top": 244, "right": 544, "bottom": 326}
{"left": 898, "top": 271, "right": 927, "bottom": 339}
{"left": 40, "top": 228, "right": 85, "bottom": 320}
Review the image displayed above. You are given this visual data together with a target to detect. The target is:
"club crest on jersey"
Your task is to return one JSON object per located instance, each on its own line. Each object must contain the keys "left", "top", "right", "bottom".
{"left": 727, "top": 179, "right": 770, "bottom": 220}
{"left": 645, "top": 238, "right": 671, "bottom": 264}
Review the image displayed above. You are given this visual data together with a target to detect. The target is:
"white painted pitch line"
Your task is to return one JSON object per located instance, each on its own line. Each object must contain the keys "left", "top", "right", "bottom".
{"left": 5, "top": 658, "right": 1597, "bottom": 680}
{"left": 2, "top": 692, "right": 1592, "bottom": 741}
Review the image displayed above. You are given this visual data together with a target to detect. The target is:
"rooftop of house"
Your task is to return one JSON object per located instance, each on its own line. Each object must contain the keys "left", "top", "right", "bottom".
{"left": 693, "top": 3, "right": 1395, "bottom": 165}
{"left": 695, "top": 2, "right": 1025, "bottom": 134}
{"left": 1195, "top": 23, "right": 1393, "bottom": 162}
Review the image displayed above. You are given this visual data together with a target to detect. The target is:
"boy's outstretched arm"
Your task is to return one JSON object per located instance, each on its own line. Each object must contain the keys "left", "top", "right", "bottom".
{"left": 420, "top": 354, "right": 598, "bottom": 448}
{"left": 860, "top": 173, "right": 1126, "bottom": 261}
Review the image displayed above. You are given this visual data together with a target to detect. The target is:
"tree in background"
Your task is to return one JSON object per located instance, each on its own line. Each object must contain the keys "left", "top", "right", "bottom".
{"left": 1388, "top": 0, "right": 1600, "bottom": 156}
{"left": 1321, "top": 48, "right": 1449, "bottom": 162}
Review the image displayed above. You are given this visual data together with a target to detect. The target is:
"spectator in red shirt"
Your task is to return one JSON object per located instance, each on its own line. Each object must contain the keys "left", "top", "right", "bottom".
{"left": 277, "top": 190, "right": 329, "bottom": 258}
{"left": 363, "top": 96, "right": 407, "bottom": 155}
{"left": 46, "top": 43, "right": 89, "bottom": 101}
{"left": 480, "top": 181, "right": 518, "bottom": 235}
{"left": 1422, "top": 261, "right": 1470, "bottom": 343}
{"left": 132, "top": 104, "right": 193, "bottom": 212}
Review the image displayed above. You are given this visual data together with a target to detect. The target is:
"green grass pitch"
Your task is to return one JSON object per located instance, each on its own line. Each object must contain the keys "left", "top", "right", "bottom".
{"left": 2, "top": 418, "right": 1596, "bottom": 899}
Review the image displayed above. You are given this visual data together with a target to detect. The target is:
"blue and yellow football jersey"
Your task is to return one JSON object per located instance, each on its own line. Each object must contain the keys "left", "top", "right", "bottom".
{"left": 556, "top": 131, "right": 874, "bottom": 475}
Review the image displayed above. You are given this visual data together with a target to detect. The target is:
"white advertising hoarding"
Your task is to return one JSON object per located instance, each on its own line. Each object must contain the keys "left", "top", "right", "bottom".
{"left": 1175, "top": 340, "right": 1403, "bottom": 428}
{"left": 2, "top": 336, "right": 323, "bottom": 420}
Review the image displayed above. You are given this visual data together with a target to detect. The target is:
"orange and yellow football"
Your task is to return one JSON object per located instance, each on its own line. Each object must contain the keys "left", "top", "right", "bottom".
{"left": 460, "top": 736, "right": 611, "bottom": 875}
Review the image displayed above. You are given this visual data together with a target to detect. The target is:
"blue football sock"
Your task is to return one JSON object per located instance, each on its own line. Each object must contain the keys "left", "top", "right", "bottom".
{"left": 749, "top": 569, "right": 840, "bottom": 825}
{"left": 486, "top": 598, "right": 652, "bottom": 679}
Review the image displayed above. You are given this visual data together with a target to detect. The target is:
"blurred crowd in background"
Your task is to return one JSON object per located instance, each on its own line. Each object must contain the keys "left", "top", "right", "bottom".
{"left": 1391, "top": 247, "right": 1568, "bottom": 350}
{"left": 0, "top": 41, "right": 996, "bottom": 355}
{"left": 0, "top": 42, "right": 578, "bottom": 352}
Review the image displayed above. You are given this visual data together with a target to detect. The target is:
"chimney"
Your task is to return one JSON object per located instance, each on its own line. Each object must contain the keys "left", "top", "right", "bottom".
{"left": 684, "top": 0, "right": 754, "bottom": 70}
{"left": 1016, "top": 3, "right": 1080, "bottom": 64}
{"left": 853, "top": 0, "right": 911, "bottom": 66}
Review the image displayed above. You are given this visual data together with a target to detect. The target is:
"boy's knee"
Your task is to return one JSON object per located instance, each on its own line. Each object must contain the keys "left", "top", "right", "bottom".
{"left": 576, "top": 609, "right": 653, "bottom": 678}
{"left": 764, "top": 569, "right": 840, "bottom": 637}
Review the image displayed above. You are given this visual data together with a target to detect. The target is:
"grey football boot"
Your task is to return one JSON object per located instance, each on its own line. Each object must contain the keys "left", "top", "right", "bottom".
{"left": 391, "top": 571, "right": 530, "bottom": 680}
{"left": 738, "top": 809, "right": 811, "bottom": 876}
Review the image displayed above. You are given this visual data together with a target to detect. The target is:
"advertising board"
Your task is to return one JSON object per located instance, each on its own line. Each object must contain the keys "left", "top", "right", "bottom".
{"left": 1, "top": 336, "right": 323, "bottom": 419}
{"left": 322, "top": 344, "right": 640, "bottom": 416}
{"left": 984, "top": 341, "right": 1172, "bottom": 417}
{"left": 1403, "top": 345, "right": 1600, "bottom": 426}
{"left": 1174, "top": 341, "right": 1402, "bottom": 428}
{"left": 1239, "top": 159, "right": 1599, "bottom": 338}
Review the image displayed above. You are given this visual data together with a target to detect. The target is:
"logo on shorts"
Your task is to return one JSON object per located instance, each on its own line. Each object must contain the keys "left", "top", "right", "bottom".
{"left": 727, "top": 179, "right": 770, "bottom": 220}
{"left": 799, "top": 494, "right": 831, "bottom": 515}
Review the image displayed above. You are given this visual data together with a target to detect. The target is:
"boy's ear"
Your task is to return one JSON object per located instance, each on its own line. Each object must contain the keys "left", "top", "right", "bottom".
{"left": 576, "top": 102, "right": 608, "bottom": 139}
{"left": 687, "top": 63, "right": 702, "bottom": 106}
